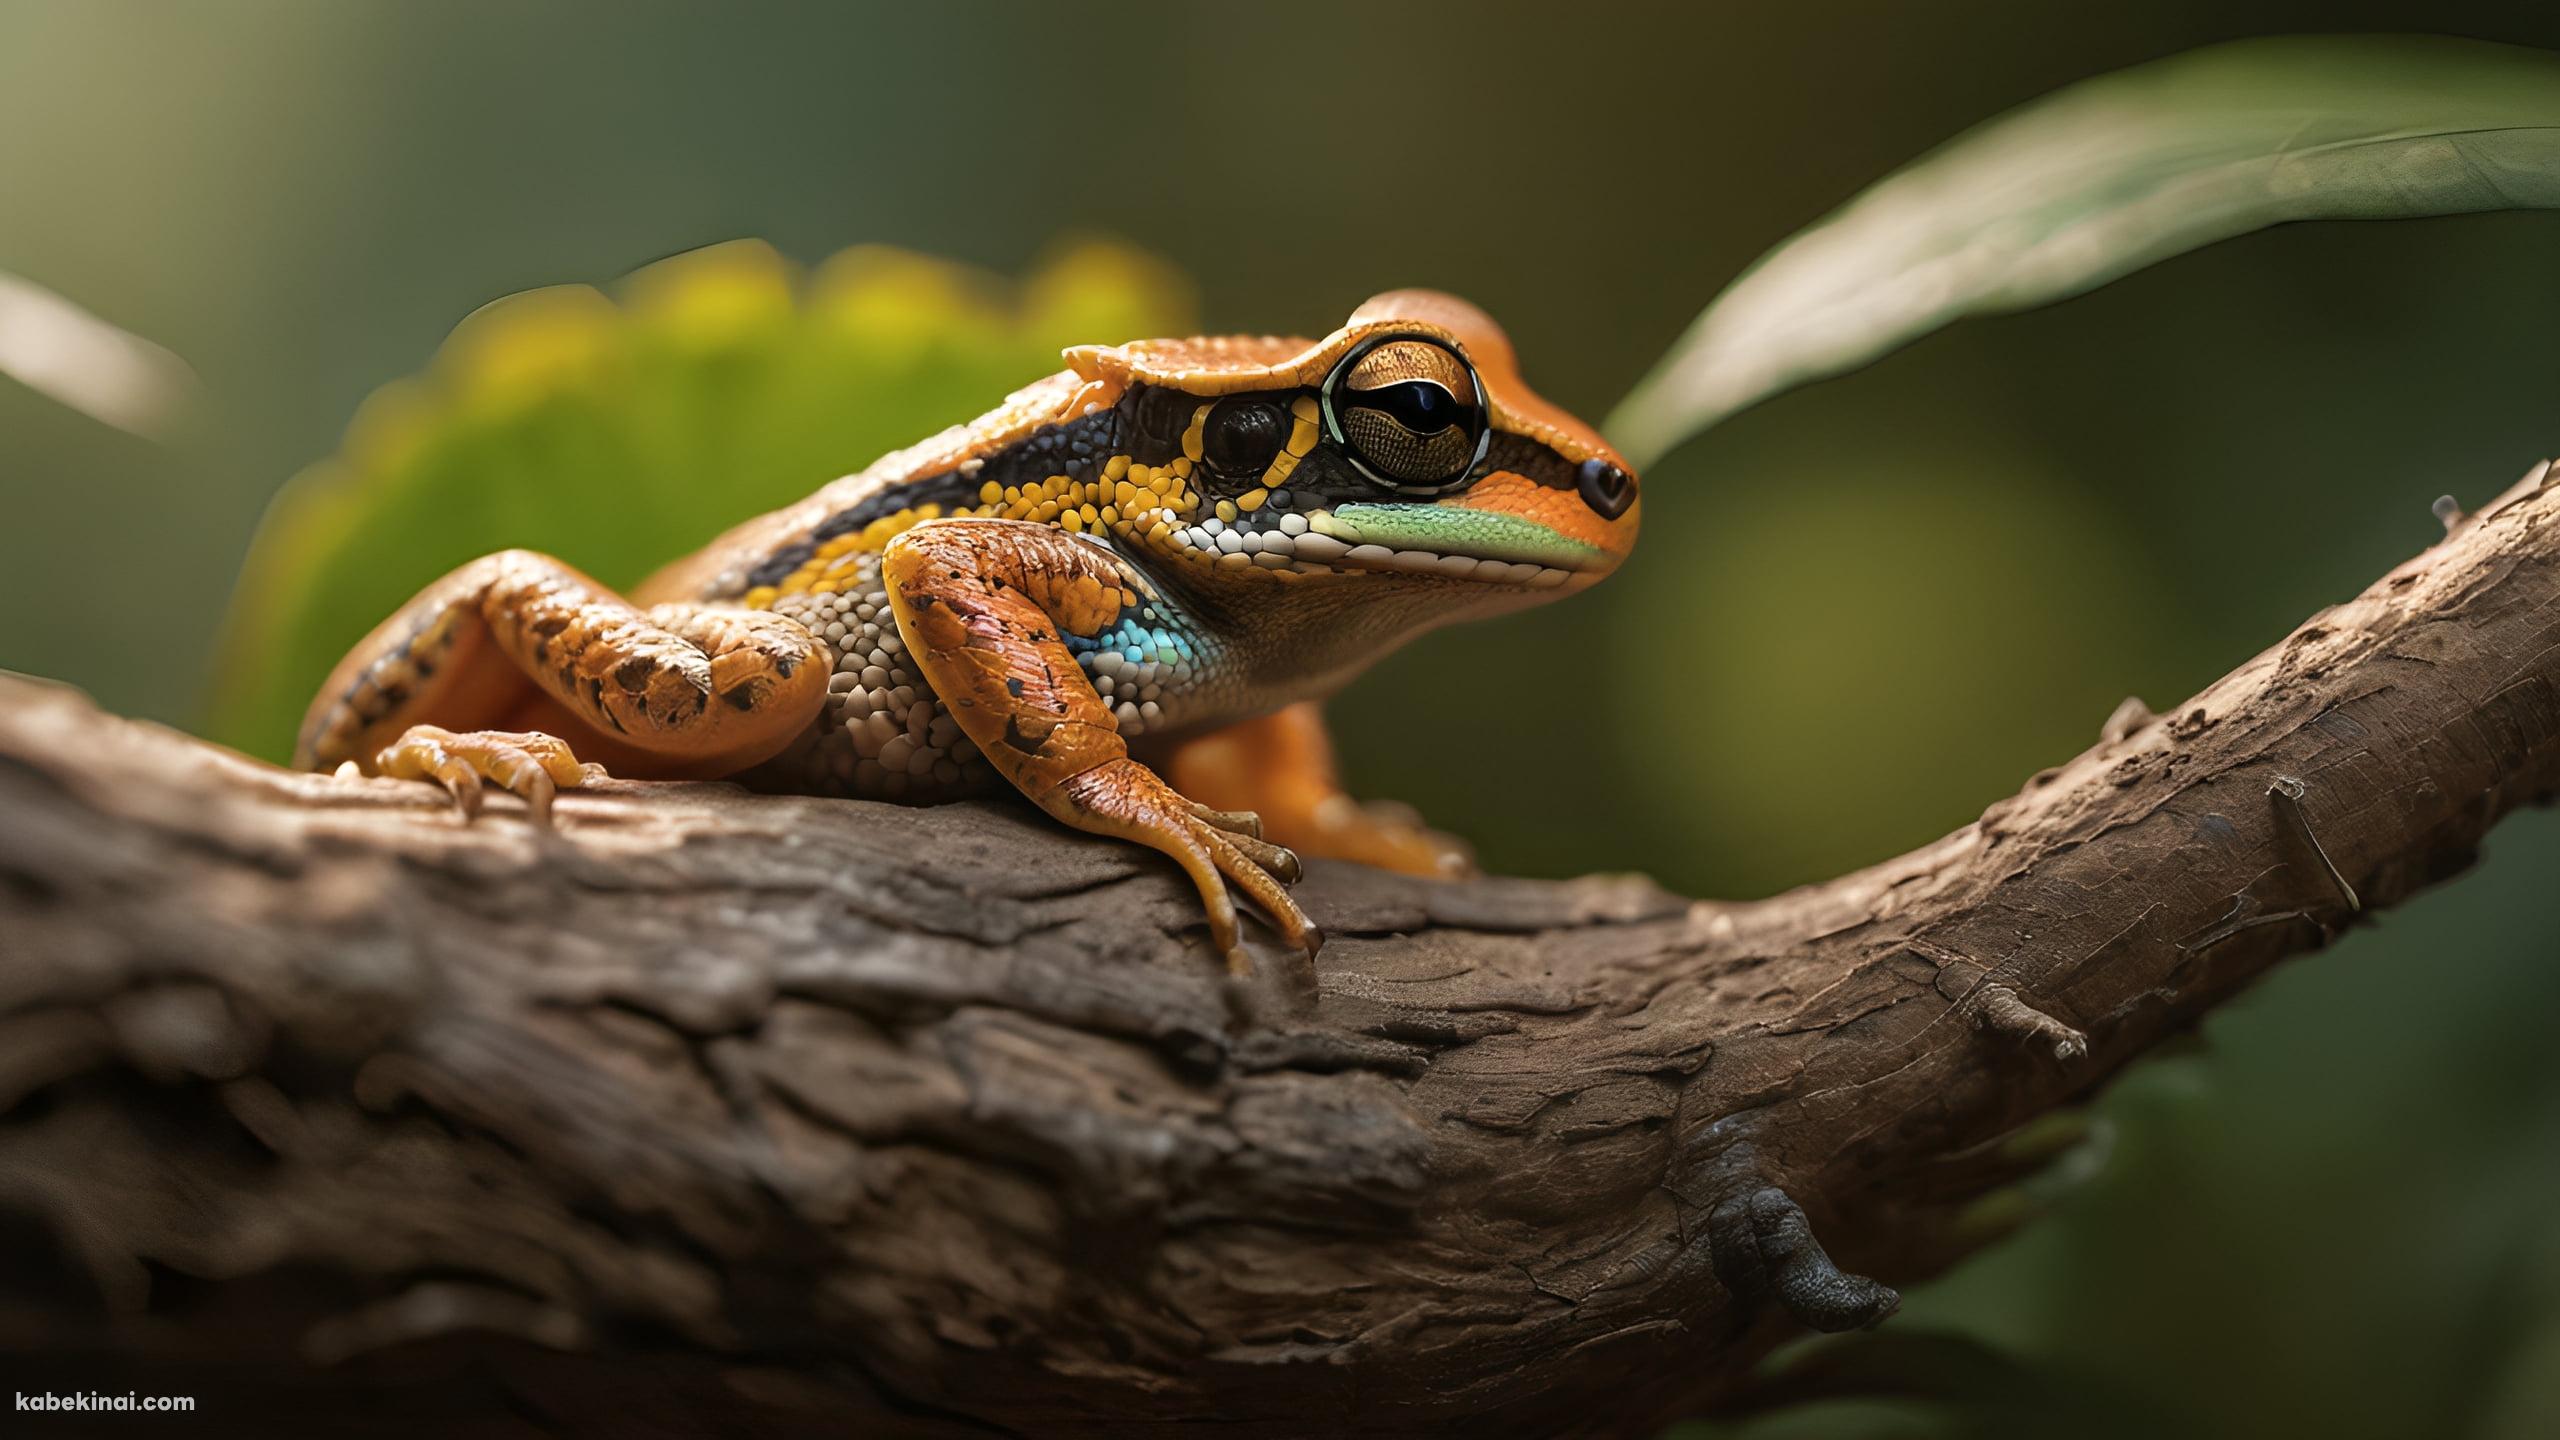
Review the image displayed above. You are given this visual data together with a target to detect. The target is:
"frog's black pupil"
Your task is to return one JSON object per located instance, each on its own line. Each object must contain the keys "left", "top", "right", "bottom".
{"left": 1203, "top": 399, "right": 1284, "bottom": 475}
{"left": 1370, "top": 380, "right": 1460, "bottom": 433}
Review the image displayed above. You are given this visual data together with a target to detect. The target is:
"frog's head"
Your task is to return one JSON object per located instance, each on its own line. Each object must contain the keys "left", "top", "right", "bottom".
{"left": 1068, "top": 290, "right": 1638, "bottom": 612}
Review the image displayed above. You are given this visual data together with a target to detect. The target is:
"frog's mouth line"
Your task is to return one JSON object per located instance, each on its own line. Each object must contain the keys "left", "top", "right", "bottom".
{"left": 1160, "top": 501, "right": 1604, "bottom": 587}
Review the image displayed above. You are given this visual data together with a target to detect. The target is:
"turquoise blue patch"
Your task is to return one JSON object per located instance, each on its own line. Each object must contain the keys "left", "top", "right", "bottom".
{"left": 1065, "top": 614, "right": 1197, "bottom": 668}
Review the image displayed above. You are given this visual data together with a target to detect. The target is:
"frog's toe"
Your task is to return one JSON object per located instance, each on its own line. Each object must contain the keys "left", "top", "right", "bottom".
{"left": 1053, "top": 759, "right": 1322, "bottom": 976}
{"left": 374, "top": 725, "right": 594, "bottom": 826}
{"left": 1219, "top": 829, "right": 1304, "bottom": 886}
{"left": 1182, "top": 799, "right": 1265, "bottom": 841}
{"left": 1185, "top": 801, "right": 1300, "bottom": 881}
{"left": 1189, "top": 820, "right": 1318, "bottom": 969}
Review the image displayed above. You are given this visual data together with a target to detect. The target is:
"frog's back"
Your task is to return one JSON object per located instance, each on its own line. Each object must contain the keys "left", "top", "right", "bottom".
{"left": 637, "top": 369, "right": 1095, "bottom": 605}
{"left": 638, "top": 324, "right": 1355, "bottom": 606}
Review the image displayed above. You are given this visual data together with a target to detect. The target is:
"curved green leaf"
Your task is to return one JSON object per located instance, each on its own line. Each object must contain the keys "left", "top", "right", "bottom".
{"left": 1608, "top": 35, "right": 2560, "bottom": 469}
{"left": 210, "top": 238, "right": 1192, "bottom": 761}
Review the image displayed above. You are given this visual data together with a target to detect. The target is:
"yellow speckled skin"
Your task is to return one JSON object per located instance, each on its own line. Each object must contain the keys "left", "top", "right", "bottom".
{"left": 299, "top": 291, "right": 1641, "bottom": 973}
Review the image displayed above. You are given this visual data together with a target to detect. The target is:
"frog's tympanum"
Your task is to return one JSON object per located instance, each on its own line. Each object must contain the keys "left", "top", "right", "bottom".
{"left": 298, "top": 291, "right": 1641, "bottom": 972}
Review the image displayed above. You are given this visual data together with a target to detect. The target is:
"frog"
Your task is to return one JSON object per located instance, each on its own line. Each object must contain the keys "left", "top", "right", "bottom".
{"left": 295, "top": 290, "right": 1641, "bottom": 974}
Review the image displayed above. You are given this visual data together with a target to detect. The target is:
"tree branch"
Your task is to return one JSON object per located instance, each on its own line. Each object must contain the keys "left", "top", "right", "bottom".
{"left": 2, "top": 459, "right": 2556, "bottom": 1438}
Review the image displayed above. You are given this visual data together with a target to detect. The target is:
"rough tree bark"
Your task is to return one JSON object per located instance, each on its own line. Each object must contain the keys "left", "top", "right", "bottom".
{"left": 2, "top": 460, "right": 2556, "bottom": 1439}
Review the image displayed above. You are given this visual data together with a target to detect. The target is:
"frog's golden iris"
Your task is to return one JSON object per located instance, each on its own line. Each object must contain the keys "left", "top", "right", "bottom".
{"left": 1324, "top": 334, "right": 1489, "bottom": 493}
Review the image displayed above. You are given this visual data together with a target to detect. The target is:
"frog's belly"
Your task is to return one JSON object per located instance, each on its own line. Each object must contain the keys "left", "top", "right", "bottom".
{"left": 739, "top": 551, "right": 1248, "bottom": 803}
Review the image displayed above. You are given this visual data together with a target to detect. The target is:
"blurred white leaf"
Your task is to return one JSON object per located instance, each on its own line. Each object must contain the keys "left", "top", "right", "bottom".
{"left": 1609, "top": 36, "right": 2560, "bottom": 470}
{"left": 0, "top": 270, "right": 196, "bottom": 437}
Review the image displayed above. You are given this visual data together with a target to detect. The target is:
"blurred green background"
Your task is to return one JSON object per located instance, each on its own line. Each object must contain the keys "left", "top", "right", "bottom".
{"left": 4, "top": 3, "right": 2558, "bottom": 1435}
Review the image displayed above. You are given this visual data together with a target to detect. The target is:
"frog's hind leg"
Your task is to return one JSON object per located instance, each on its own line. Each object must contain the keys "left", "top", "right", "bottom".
{"left": 298, "top": 549, "right": 830, "bottom": 817}
{"left": 1154, "top": 701, "right": 1475, "bottom": 879}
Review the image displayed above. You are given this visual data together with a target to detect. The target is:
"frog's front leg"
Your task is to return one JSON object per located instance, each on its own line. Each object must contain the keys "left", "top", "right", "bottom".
{"left": 1153, "top": 701, "right": 1476, "bottom": 879}
{"left": 298, "top": 549, "right": 830, "bottom": 817}
{"left": 881, "top": 519, "right": 1317, "bottom": 975}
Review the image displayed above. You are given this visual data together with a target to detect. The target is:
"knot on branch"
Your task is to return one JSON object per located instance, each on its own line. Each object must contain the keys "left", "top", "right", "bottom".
{"left": 1708, "top": 1184, "right": 1901, "bottom": 1333}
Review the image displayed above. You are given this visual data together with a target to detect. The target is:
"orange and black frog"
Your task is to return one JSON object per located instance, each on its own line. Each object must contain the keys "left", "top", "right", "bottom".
{"left": 297, "top": 290, "right": 1641, "bottom": 973}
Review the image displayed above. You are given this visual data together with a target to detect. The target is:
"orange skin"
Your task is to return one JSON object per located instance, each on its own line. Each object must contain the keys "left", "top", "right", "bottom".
{"left": 298, "top": 291, "right": 1640, "bottom": 976}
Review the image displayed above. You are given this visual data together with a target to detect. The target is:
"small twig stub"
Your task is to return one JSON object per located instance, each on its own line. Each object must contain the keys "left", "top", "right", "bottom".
{"left": 1970, "top": 981, "right": 2090, "bottom": 1063}
{"left": 2099, "top": 695, "right": 2156, "bottom": 744}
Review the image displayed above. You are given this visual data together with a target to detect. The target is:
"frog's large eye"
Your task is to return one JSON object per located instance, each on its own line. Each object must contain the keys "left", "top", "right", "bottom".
{"left": 1321, "top": 334, "right": 1490, "bottom": 492}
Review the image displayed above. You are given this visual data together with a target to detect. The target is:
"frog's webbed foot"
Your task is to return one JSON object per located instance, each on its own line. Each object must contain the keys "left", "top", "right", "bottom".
{"left": 1159, "top": 700, "right": 1477, "bottom": 880}
{"left": 1301, "top": 794, "right": 1476, "bottom": 880}
{"left": 1054, "top": 759, "right": 1317, "bottom": 976}
{"left": 373, "top": 725, "right": 596, "bottom": 826}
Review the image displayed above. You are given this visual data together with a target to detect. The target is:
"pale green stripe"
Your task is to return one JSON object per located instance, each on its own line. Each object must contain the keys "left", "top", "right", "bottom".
{"left": 1323, "top": 503, "right": 1606, "bottom": 570}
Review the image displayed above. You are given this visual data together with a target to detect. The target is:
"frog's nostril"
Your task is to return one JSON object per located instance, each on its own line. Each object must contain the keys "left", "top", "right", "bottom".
{"left": 1576, "top": 458, "right": 1635, "bottom": 520}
